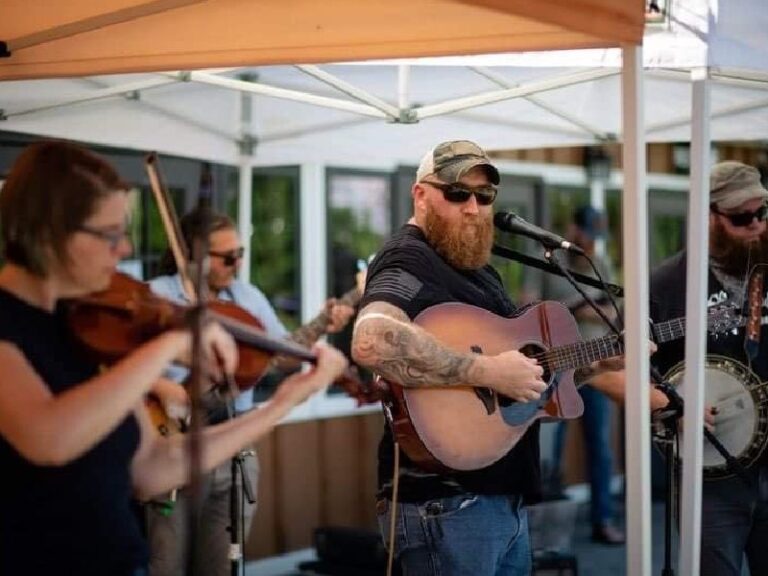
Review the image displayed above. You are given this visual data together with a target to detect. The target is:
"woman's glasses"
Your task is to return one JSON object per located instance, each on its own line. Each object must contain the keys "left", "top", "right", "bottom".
{"left": 711, "top": 203, "right": 768, "bottom": 227}
{"left": 420, "top": 180, "right": 498, "bottom": 206}
{"left": 209, "top": 247, "right": 245, "bottom": 267}
{"left": 77, "top": 225, "right": 130, "bottom": 251}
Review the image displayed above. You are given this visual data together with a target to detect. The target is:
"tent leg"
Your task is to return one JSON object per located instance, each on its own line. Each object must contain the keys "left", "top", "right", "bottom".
{"left": 678, "top": 67, "right": 711, "bottom": 576}
{"left": 622, "top": 43, "right": 652, "bottom": 576}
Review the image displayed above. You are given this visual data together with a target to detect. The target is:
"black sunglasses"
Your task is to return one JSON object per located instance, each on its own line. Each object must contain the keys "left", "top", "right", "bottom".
{"left": 711, "top": 203, "right": 768, "bottom": 227}
{"left": 420, "top": 180, "right": 498, "bottom": 206}
{"left": 209, "top": 247, "right": 245, "bottom": 267}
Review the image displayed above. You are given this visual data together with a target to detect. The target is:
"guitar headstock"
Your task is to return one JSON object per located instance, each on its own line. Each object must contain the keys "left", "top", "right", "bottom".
{"left": 707, "top": 302, "right": 741, "bottom": 337}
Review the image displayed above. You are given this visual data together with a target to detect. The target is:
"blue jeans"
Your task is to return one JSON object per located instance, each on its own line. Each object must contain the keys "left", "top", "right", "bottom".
{"left": 553, "top": 384, "right": 614, "bottom": 525}
{"left": 700, "top": 467, "right": 768, "bottom": 576}
{"left": 377, "top": 494, "right": 531, "bottom": 576}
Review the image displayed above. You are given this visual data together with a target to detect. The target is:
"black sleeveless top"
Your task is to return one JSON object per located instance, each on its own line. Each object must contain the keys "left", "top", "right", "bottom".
{"left": 0, "top": 288, "right": 148, "bottom": 575}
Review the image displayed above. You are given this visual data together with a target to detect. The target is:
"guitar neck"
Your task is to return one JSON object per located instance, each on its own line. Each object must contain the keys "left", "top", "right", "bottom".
{"left": 543, "top": 316, "right": 686, "bottom": 373}
{"left": 290, "top": 286, "right": 361, "bottom": 345}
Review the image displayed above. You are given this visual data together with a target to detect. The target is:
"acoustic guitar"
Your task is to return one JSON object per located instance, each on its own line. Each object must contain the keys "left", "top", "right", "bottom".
{"left": 380, "top": 301, "right": 740, "bottom": 472}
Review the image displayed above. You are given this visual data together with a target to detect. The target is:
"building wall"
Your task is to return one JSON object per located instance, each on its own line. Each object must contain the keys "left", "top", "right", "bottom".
{"left": 246, "top": 412, "right": 383, "bottom": 559}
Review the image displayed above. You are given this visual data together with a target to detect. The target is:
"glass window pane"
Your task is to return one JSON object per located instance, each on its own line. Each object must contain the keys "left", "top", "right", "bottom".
{"left": 228, "top": 168, "right": 301, "bottom": 402}
{"left": 327, "top": 170, "right": 392, "bottom": 394}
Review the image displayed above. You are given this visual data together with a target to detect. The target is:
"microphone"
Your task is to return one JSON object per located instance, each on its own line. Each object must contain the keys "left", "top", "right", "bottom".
{"left": 494, "top": 211, "right": 584, "bottom": 255}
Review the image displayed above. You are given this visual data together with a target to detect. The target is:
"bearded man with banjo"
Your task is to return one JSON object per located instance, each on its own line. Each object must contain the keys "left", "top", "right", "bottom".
{"left": 595, "top": 161, "right": 768, "bottom": 576}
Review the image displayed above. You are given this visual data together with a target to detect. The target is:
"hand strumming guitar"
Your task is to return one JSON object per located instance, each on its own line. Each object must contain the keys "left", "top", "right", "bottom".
{"left": 469, "top": 350, "right": 547, "bottom": 403}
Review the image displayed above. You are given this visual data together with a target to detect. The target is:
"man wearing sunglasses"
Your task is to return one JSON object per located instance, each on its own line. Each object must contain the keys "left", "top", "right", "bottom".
{"left": 145, "top": 208, "right": 355, "bottom": 576}
{"left": 592, "top": 161, "right": 768, "bottom": 576}
{"left": 351, "top": 140, "right": 620, "bottom": 576}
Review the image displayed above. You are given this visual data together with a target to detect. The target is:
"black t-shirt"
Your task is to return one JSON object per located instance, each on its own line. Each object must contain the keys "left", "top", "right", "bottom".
{"left": 359, "top": 224, "right": 541, "bottom": 503}
{"left": 650, "top": 250, "right": 768, "bottom": 469}
{"left": 0, "top": 288, "right": 148, "bottom": 576}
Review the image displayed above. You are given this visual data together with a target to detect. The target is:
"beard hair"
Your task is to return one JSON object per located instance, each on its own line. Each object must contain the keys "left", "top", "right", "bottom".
{"left": 423, "top": 202, "right": 494, "bottom": 270}
{"left": 710, "top": 219, "right": 768, "bottom": 275}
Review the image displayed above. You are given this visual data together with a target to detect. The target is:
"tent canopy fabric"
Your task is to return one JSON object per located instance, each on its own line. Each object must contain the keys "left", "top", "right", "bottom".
{"left": 0, "top": 0, "right": 643, "bottom": 81}
{"left": 1, "top": 60, "right": 766, "bottom": 167}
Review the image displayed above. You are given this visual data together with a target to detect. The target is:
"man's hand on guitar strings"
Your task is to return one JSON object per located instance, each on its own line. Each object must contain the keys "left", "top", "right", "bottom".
{"left": 473, "top": 350, "right": 547, "bottom": 403}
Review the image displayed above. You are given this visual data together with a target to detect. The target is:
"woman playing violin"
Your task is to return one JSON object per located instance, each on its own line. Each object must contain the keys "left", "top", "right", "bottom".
{"left": 0, "top": 140, "right": 348, "bottom": 576}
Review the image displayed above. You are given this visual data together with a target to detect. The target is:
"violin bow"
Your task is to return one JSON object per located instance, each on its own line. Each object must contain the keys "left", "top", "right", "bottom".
{"left": 144, "top": 153, "right": 198, "bottom": 303}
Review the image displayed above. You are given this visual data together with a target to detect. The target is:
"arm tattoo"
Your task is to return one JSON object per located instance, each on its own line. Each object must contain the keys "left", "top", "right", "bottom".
{"left": 352, "top": 302, "right": 475, "bottom": 388}
{"left": 288, "top": 319, "right": 326, "bottom": 348}
{"left": 272, "top": 305, "right": 337, "bottom": 372}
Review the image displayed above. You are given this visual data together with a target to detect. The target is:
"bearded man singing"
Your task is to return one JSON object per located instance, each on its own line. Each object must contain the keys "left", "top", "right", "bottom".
{"left": 351, "top": 140, "right": 620, "bottom": 576}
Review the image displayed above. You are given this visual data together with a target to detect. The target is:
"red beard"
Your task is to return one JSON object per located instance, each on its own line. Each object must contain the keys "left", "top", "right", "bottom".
{"left": 710, "top": 219, "right": 768, "bottom": 275}
{"left": 423, "top": 203, "right": 494, "bottom": 270}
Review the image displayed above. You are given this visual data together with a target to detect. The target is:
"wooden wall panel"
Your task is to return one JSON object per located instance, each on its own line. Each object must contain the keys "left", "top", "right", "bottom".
{"left": 276, "top": 420, "right": 322, "bottom": 550}
{"left": 246, "top": 412, "right": 384, "bottom": 560}
{"left": 360, "top": 414, "right": 384, "bottom": 527}
{"left": 319, "top": 416, "right": 364, "bottom": 526}
{"left": 247, "top": 435, "right": 278, "bottom": 558}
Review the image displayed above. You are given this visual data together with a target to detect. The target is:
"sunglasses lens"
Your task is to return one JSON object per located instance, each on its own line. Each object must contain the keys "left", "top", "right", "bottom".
{"left": 474, "top": 187, "right": 497, "bottom": 206}
{"left": 442, "top": 185, "right": 497, "bottom": 206}
{"left": 727, "top": 205, "right": 768, "bottom": 226}
{"left": 442, "top": 187, "right": 472, "bottom": 203}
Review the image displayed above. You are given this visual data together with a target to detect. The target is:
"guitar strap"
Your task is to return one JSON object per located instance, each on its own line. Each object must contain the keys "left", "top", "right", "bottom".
{"left": 745, "top": 269, "right": 764, "bottom": 360}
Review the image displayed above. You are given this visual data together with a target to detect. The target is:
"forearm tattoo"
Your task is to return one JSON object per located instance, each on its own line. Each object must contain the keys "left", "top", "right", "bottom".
{"left": 271, "top": 308, "right": 333, "bottom": 372}
{"left": 288, "top": 320, "right": 325, "bottom": 348}
{"left": 352, "top": 302, "right": 475, "bottom": 387}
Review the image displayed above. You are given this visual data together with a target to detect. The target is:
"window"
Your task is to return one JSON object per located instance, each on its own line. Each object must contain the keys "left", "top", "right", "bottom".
{"left": 229, "top": 167, "right": 301, "bottom": 401}
{"left": 326, "top": 169, "right": 392, "bottom": 395}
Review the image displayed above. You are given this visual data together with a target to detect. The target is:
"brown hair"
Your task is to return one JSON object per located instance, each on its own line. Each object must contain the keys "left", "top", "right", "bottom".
{"left": 159, "top": 207, "right": 237, "bottom": 274}
{"left": 0, "top": 140, "right": 128, "bottom": 275}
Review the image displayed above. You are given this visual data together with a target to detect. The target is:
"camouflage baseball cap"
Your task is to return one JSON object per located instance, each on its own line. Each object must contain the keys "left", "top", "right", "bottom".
{"left": 416, "top": 140, "right": 500, "bottom": 185}
{"left": 710, "top": 161, "right": 768, "bottom": 210}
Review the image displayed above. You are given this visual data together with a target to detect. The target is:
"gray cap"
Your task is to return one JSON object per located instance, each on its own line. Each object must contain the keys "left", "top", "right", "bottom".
{"left": 710, "top": 161, "right": 768, "bottom": 210}
{"left": 416, "top": 140, "right": 500, "bottom": 185}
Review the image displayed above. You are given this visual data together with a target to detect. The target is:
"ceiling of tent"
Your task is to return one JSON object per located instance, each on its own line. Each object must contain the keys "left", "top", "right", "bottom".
{"left": 1, "top": 58, "right": 767, "bottom": 167}
{"left": 1, "top": 1, "right": 766, "bottom": 167}
{"left": 0, "top": 0, "right": 643, "bottom": 81}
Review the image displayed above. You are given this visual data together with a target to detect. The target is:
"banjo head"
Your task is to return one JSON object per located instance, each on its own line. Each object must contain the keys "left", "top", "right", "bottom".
{"left": 666, "top": 355, "right": 768, "bottom": 479}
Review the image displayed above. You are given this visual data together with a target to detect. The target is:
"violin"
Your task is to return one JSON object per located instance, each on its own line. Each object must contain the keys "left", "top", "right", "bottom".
{"left": 67, "top": 272, "right": 381, "bottom": 405}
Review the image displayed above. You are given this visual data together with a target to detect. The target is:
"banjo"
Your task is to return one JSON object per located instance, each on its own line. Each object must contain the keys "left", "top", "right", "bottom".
{"left": 664, "top": 354, "right": 768, "bottom": 479}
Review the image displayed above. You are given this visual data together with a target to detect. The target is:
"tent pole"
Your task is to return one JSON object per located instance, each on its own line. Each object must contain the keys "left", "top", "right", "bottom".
{"left": 238, "top": 89, "right": 254, "bottom": 283}
{"left": 398, "top": 65, "right": 410, "bottom": 110}
{"left": 678, "top": 66, "right": 711, "bottom": 576}
{"left": 416, "top": 68, "right": 618, "bottom": 119}
{"left": 179, "top": 72, "right": 387, "bottom": 119}
{"left": 295, "top": 65, "right": 400, "bottom": 119}
{"left": 622, "top": 43, "right": 652, "bottom": 576}
{"left": 647, "top": 96, "right": 768, "bottom": 134}
{"left": 469, "top": 66, "right": 606, "bottom": 138}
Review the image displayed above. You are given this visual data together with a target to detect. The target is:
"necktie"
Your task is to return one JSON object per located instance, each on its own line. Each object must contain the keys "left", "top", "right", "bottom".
{"left": 746, "top": 269, "right": 764, "bottom": 360}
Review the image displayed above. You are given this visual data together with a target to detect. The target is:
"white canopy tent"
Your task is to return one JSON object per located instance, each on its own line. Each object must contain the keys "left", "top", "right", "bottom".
{"left": 7, "top": 1, "right": 766, "bottom": 574}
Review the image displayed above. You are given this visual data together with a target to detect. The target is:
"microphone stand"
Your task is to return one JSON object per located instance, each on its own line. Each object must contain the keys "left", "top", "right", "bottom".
{"left": 218, "top": 375, "right": 257, "bottom": 576}
{"left": 492, "top": 244, "right": 623, "bottom": 298}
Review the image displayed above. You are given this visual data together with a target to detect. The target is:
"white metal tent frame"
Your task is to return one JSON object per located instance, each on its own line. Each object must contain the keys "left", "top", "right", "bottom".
{"left": 0, "top": 51, "right": 661, "bottom": 576}
{"left": 21, "top": 3, "right": 768, "bottom": 573}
